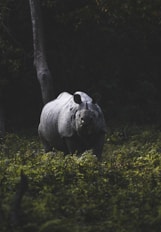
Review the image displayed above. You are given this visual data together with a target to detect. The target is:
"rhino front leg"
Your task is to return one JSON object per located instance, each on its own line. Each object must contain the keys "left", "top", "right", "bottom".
{"left": 64, "top": 137, "right": 77, "bottom": 155}
{"left": 92, "top": 133, "right": 105, "bottom": 160}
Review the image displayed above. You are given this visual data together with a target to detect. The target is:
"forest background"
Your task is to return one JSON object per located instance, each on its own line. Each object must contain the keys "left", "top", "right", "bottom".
{"left": 1, "top": 0, "right": 161, "bottom": 132}
{"left": 1, "top": 1, "right": 161, "bottom": 232}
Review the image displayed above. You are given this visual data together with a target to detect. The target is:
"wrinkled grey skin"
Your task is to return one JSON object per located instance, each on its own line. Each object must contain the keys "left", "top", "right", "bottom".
{"left": 38, "top": 91, "right": 106, "bottom": 159}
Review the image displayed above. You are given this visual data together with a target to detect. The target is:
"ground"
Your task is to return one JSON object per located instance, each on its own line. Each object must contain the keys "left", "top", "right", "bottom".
{"left": 1, "top": 124, "right": 161, "bottom": 232}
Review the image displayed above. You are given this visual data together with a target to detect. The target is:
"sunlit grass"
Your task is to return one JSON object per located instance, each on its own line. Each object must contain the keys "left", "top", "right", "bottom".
{"left": 1, "top": 125, "right": 161, "bottom": 231}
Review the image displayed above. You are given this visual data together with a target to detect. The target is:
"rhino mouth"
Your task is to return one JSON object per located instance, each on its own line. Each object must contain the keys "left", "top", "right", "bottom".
{"left": 76, "top": 110, "right": 96, "bottom": 136}
{"left": 78, "top": 123, "right": 94, "bottom": 136}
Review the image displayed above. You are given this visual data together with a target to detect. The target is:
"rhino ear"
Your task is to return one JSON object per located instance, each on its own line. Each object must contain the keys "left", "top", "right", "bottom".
{"left": 92, "top": 93, "right": 101, "bottom": 104}
{"left": 92, "top": 97, "right": 96, "bottom": 104}
{"left": 74, "top": 94, "right": 82, "bottom": 104}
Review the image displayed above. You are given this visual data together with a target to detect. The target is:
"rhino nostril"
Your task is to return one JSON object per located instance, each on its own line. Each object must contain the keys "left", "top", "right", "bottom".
{"left": 81, "top": 118, "right": 84, "bottom": 123}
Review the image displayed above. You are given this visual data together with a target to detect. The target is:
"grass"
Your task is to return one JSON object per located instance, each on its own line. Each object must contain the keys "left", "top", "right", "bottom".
{"left": 1, "top": 124, "right": 161, "bottom": 231}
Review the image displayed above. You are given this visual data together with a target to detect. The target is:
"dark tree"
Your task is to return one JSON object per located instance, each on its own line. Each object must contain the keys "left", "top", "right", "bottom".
{"left": 0, "top": 106, "right": 5, "bottom": 138}
{"left": 29, "top": 0, "right": 54, "bottom": 104}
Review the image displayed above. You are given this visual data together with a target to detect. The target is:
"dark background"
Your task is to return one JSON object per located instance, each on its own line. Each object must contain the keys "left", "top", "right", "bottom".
{"left": 0, "top": 0, "right": 161, "bottom": 131}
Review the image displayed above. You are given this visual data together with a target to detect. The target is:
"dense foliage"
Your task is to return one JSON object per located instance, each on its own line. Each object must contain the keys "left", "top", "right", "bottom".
{"left": 0, "top": 0, "right": 161, "bottom": 128}
{"left": 1, "top": 125, "right": 161, "bottom": 231}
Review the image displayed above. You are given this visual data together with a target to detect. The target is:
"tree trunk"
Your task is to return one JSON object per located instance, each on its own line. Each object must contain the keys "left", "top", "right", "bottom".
{"left": 29, "top": 0, "right": 54, "bottom": 104}
{"left": 0, "top": 106, "right": 5, "bottom": 139}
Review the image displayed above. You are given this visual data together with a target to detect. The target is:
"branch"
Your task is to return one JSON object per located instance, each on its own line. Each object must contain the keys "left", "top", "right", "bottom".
{"left": 10, "top": 170, "right": 28, "bottom": 226}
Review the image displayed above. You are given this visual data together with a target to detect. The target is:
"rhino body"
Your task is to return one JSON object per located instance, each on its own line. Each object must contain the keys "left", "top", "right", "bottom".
{"left": 38, "top": 91, "right": 106, "bottom": 159}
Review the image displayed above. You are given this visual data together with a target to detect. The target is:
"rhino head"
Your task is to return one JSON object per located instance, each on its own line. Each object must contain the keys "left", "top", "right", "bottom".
{"left": 73, "top": 93, "right": 100, "bottom": 137}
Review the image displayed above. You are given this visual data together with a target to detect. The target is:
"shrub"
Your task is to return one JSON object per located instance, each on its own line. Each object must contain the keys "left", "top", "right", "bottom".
{"left": 1, "top": 126, "right": 161, "bottom": 231}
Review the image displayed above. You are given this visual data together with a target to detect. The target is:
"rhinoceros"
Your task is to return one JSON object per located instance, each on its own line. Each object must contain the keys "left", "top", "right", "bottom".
{"left": 38, "top": 91, "right": 106, "bottom": 159}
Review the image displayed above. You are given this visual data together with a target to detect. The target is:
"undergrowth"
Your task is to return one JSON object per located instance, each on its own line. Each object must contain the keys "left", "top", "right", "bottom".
{"left": 1, "top": 125, "right": 161, "bottom": 231}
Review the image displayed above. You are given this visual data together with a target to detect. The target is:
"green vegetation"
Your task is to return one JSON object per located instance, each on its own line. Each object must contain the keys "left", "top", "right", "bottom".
{"left": 1, "top": 125, "right": 161, "bottom": 231}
